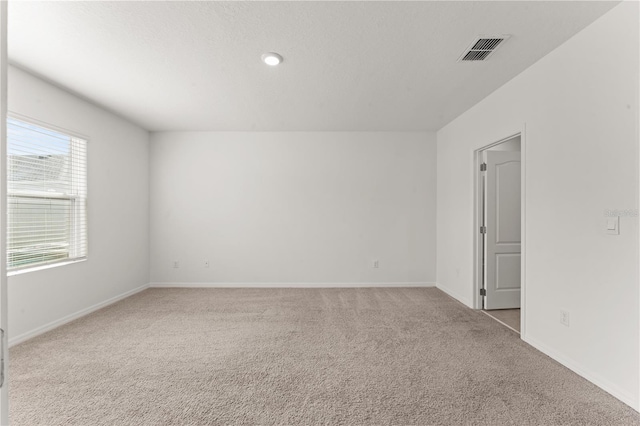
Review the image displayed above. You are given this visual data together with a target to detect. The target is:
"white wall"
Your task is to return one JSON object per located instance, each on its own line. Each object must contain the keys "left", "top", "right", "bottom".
{"left": 1, "top": 4, "right": 8, "bottom": 423}
{"left": 7, "top": 66, "right": 150, "bottom": 344}
{"left": 436, "top": 2, "right": 639, "bottom": 409}
{"left": 150, "top": 131, "right": 436, "bottom": 286}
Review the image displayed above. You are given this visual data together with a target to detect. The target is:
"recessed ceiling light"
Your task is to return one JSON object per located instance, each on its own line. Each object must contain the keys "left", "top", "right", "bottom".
{"left": 261, "top": 52, "right": 283, "bottom": 66}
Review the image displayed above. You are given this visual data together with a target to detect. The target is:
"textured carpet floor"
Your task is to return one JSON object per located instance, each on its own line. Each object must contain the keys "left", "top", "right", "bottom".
{"left": 9, "top": 288, "right": 640, "bottom": 425}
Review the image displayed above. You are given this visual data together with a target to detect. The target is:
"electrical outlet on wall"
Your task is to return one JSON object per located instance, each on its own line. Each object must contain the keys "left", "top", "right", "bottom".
{"left": 373, "top": 260, "right": 380, "bottom": 269}
{"left": 172, "top": 261, "right": 180, "bottom": 269}
{"left": 560, "top": 310, "right": 570, "bottom": 327}
{"left": 204, "top": 260, "right": 210, "bottom": 268}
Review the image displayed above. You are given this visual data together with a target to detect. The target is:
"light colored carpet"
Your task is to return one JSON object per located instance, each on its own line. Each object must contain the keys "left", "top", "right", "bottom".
{"left": 9, "top": 288, "right": 640, "bottom": 425}
{"left": 484, "top": 309, "right": 521, "bottom": 333}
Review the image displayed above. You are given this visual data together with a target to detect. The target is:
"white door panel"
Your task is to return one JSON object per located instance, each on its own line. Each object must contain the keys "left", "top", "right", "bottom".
{"left": 496, "top": 253, "right": 521, "bottom": 290}
{"left": 484, "top": 151, "right": 521, "bottom": 309}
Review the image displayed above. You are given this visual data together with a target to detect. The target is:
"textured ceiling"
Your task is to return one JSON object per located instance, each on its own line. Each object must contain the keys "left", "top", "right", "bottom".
{"left": 8, "top": 1, "right": 619, "bottom": 131}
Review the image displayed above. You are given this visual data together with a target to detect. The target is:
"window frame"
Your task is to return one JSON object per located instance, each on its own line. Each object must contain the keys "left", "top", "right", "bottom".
{"left": 6, "top": 112, "right": 89, "bottom": 274}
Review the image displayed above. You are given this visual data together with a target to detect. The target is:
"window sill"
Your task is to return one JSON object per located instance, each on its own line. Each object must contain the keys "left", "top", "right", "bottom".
{"left": 7, "top": 258, "right": 87, "bottom": 277}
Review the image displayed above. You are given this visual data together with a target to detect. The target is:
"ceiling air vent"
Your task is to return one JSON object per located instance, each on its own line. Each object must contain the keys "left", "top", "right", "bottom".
{"left": 458, "top": 36, "right": 510, "bottom": 62}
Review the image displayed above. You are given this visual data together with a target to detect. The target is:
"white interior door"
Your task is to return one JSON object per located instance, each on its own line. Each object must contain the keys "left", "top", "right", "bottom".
{"left": 484, "top": 150, "right": 521, "bottom": 309}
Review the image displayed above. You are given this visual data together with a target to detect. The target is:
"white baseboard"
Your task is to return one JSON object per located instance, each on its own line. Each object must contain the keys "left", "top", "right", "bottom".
{"left": 435, "top": 282, "right": 473, "bottom": 308}
{"left": 523, "top": 335, "right": 638, "bottom": 411}
{"left": 149, "top": 282, "right": 435, "bottom": 288}
{"left": 9, "top": 283, "right": 150, "bottom": 347}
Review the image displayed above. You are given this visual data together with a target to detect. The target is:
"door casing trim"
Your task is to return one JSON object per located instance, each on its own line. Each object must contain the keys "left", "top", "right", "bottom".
{"left": 472, "top": 125, "right": 527, "bottom": 339}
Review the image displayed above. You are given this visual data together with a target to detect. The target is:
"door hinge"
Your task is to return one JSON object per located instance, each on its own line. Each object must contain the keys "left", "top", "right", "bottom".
{"left": 480, "top": 163, "right": 487, "bottom": 171}
{"left": 480, "top": 288, "right": 486, "bottom": 296}
{"left": 480, "top": 226, "right": 486, "bottom": 234}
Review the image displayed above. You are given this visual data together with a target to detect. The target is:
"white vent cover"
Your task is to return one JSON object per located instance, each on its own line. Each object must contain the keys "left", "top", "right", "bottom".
{"left": 458, "top": 36, "right": 510, "bottom": 62}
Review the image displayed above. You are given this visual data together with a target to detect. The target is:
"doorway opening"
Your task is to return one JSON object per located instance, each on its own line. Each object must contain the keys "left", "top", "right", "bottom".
{"left": 474, "top": 133, "right": 524, "bottom": 334}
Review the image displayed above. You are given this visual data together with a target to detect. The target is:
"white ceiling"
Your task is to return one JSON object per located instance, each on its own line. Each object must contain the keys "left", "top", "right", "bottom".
{"left": 8, "top": 1, "right": 618, "bottom": 132}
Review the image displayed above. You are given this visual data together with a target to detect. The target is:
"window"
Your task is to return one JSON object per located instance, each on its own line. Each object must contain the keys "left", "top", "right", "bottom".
{"left": 7, "top": 117, "right": 87, "bottom": 271}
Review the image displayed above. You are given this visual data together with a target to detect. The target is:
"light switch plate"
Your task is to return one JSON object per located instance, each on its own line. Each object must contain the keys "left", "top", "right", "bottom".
{"left": 607, "top": 217, "right": 619, "bottom": 235}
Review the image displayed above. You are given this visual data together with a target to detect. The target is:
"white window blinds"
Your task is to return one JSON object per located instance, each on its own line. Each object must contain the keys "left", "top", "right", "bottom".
{"left": 7, "top": 117, "right": 88, "bottom": 270}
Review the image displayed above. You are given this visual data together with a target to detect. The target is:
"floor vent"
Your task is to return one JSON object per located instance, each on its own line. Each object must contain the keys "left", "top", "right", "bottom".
{"left": 459, "top": 36, "right": 510, "bottom": 62}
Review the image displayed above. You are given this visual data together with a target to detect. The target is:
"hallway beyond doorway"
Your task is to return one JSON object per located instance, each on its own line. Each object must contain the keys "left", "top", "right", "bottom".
{"left": 484, "top": 308, "right": 521, "bottom": 333}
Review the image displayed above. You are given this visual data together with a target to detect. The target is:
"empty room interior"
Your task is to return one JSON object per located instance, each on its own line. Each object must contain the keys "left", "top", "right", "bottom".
{"left": 0, "top": 0, "right": 638, "bottom": 424}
